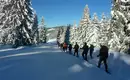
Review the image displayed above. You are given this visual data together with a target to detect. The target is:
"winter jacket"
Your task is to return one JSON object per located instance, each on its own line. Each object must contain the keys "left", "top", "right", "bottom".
{"left": 82, "top": 45, "right": 89, "bottom": 52}
{"left": 98, "top": 46, "right": 108, "bottom": 59}
{"left": 63, "top": 43, "right": 67, "bottom": 48}
{"left": 69, "top": 44, "right": 72, "bottom": 50}
{"left": 90, "top": 45, "right": 94, "bottom": 51}
{"left": 128, "top": 48, "right": 130, "bottom": 54}
{"left": 74, "top": 44, "right": 79, "bottom": 50}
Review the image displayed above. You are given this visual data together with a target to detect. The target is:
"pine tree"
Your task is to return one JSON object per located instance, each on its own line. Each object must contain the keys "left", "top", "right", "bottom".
{"left": 0, "top": 0, "right": 38, "bottom": 47}
{"left": 32, "top": 13, "right": 39, "bottom": 44}
{"left": 64, "top": 24, "right": 71, "bottom": 45}
{"left": 69, "top": 21, "right": 77, "bottom": 46}
{"left": 58, "top": 26, "right": 66, "bottom": 44}
{"left": 79, "top": 5, "right": 91, "bottom": 27}
{"left": 43, "top": 27, "right": 47, "bottom": 43}
{"left": 92, "top": 13, "right": 99, "bottom": 24}
{"left": 39, "top": 17, "right": 47, "bottom": 43}
{"left": 86, "top": 13, "right": 100, "bottom": 46}
{"left": 77, "top": 5, "right": 91, "bottom": 47}
{"left": 57, "top": 28, "right": 61, "bottom": 40}
{"left": 57, "top": 27, "right": 64, "bottom": 43}
{"left": 110, "top": 0, "right": 130, "bottom": 52}
{"left": 99, "top": 13, "right": 110, "bottom": 46}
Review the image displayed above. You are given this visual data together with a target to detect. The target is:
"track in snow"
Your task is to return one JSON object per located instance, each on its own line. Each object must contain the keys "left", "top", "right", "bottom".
{"left": 0, "top": 43, "right": 123, "bottom": 80}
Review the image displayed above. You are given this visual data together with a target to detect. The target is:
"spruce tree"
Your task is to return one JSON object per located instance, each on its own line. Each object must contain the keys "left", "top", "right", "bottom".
{"left": 69, "top": 21, "right": 77, "bottom": 46}
{"left": 110, "top": 0, "right": 130, "bottom": 52}
{"left": 39, "top": 17, "right": 47, "bottom": 43}
{"left": 86, "top": 13, "right": 100, "bottom": 46}
{"left": 99, "top": 13, "right": 110, "bottom": 46}
{"left": 78, "top": 5, "right": 91, "bottom": 47}
{"left": 0, "top": 0, "right": 38, "bottom": 47}
{"left": 64, "top": 24, "right": 71, "bottom": 45}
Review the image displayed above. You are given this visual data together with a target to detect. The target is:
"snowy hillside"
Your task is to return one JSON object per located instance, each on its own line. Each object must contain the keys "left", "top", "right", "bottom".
{"left": 47, "top": 28, "right": 59, "bottom": 40}
{"left": 0, "top": 40, "right": 130, "bottom": 80}
{"left": 47, "top": 26, "right": 67, "bottom": 41}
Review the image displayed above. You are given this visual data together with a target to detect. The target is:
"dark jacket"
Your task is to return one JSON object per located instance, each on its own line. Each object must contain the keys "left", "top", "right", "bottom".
{"left": 98, "top": 46, "right": 108, "bottom": 59}
{"left": 74, "top": 44, "right": 79, "bottom": 50}
{"left": 69, "top": 44, "right": 72, "bottom": 50}
{"left": 90, "top": 45, "right": 94, "bottom": 51}
{"left": 82, "top": 45, "right": 89, "bottom": 52}
{"left": 128, "top": 48, "right": 130, "bottom": 54}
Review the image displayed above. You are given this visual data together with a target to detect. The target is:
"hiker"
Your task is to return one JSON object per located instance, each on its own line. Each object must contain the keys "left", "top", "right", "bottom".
{"left": 81, "top": 42, "right": 89, "bottom": 61}
{"left": 90, "top": 44, "right": 94, "bottom": 59}
{"left": 128, "top": 48, "right": 130, "bottom": 54}
{"left": 13, "top": 38, "right": 19, "bottom": 48}
{"left": 74, "top": 42, "right": 79, "bottom": 57}
{"left": 57, "top": 40, "right": 60, "bottom": 48}
{"left": 128, "top": 44, "right": 130, "bottom": 54}
{"left": 68, "top": 44, "right": 72, "bottom": 54}
{"left": 63, "top": 42, "right": 67, "bottom": 52}
{"left": 97, "top": 45, "right": 109, "bottom": 72}
{"left": 59, "top": 43, "right": 63, "bottom": 50}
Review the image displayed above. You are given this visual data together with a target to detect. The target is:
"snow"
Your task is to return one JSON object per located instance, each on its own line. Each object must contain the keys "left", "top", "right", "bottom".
{"left": 48, "top": 28, "right": 55, "bottom": 32}
{"left": 128, "top": 23, "right": 130, "bottom": 30}
{"left": 47, "top": 33, "right": 50, "bottom": 36}
{"left": 0, "top": 40, "right": 130, "bottom": 80}
{"left": 47, "top": 38, "right": 57, "bottom": 43}
{"left": 121, "top": 0, "right": 130, "bottom": 3}
{"left": 117, "top": 11, "right": 127, "bottom": 23}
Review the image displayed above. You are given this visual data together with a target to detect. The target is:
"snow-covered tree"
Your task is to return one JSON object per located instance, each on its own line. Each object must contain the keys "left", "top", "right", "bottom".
{"left": 41, "top": 16, "right": 44, "bottom": 26}
{"left": 99, "top": 13, "right": 111, "bottom": 47}
{"left": 69, "top": 21, "right": 78, "bottom": 46}
{"left": 39, "top": 27, "right": 47, "bottom": 43}
{"left": 64, "top": 24, "right": 71, "bottom": 45}
{"left": 0, "top": 0, "right": 38, "bottom": 47}
{"left": 58, "top": 26, "right": 66, "bottom": 44}
{"left": 77, "top": 5, "right": 91, "bottom": 47}
{"left": 92, "top": 13, "right": 99, "bottom": 24}
{"left": 32, "top": 13, "right": 39, "bottom": 44}
{"left": 79, "top": 5, "right": 91, "bottom": 27}
{"left": 39, "top": 17, "right": 47, "bottom": 43}
{"left": 85, "top": 13, "right": 100, "bottom": 47}
{"left": 109, "top": 0, "right": 130, "bottom": 52}
{"left": 57, "top": 28, "right": 61, "bottom": 41}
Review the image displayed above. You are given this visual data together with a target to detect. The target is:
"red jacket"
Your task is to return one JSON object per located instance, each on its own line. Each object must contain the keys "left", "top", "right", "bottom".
{"left": 63, "top": 43, "right": 67, "bottom": 48}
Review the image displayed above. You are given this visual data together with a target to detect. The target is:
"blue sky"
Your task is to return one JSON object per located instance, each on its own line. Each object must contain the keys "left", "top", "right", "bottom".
{"left": 32, "top": 0, "right": 111, "bottom": 27}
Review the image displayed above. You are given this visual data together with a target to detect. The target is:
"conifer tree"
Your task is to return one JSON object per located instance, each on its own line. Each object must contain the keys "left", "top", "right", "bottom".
{"left": 0, "top": 0, "right": 38, "bottom": 47}
{"left": 39, "top": 17, "right": 47, "bottom": 43}
{"left": 110, "top": 0, "right": 130, "bottom": 52}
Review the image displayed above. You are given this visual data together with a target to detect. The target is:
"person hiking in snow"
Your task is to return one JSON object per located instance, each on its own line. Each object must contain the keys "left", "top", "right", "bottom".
{"left": 59, "top": 43, "right": 63, "bottom": 50}
{"left": 128, "top": 48, "right": 130, "bottom": 54}
{"left": 63, "top": 43, "right": 67, "bottom": 52}
{"left": 68, "top": 44, "right": 72, "bottom": 54}
{"left": 81, "top": 42, "right": 89, "bottom": 61}
{"left": 97, "top": 45, "right": 109, "bottom": 73}
{"left": 57, "top": 40, "right": 60, "bottom": 48}
{"left": 74, "top": 42, "right": 79, "bottom": 57}
{"left": 90, "top": 44, "right": 94, "bottom": 59}
{"left": 128, "top": 44, "right": 130, "bottom": 54}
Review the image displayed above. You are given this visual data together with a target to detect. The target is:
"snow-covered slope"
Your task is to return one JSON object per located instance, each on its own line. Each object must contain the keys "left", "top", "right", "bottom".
{"left": 0, "top": 40, "right": 129, "bottom": 80}
{"left": 47, "top": 26, "right": 67, "bottom": 42}
{"left": 47, "top": 28, "right": 59, "bottom": 40}
{"left": 87, "top": 49, "right": 130, "bottom": 80}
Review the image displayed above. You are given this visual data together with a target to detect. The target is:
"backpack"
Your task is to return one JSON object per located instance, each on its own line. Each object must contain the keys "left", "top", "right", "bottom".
{"left": 83, "top": 45, "right": 89, "bottom": 51}
{"left": 100, "top": 46, "right": 108, "bottom": 58}
{"left": 69, "top": 44, "right": 72, "bottom": 49}
{"left": 74, "top": 44, "right": 79, "bottom": 49}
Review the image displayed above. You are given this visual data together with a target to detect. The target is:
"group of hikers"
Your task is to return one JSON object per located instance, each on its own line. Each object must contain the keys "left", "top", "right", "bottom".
{"left": 57, "top": 41, "right": 109, "bottom": 73}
